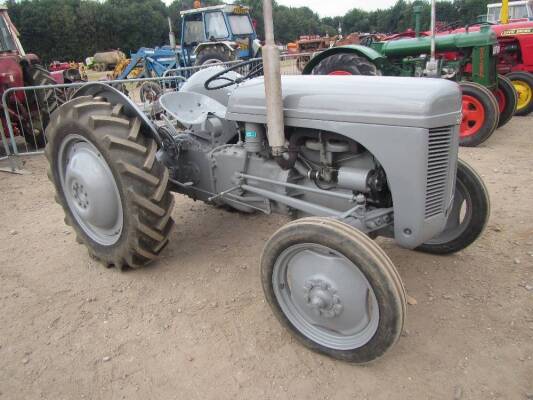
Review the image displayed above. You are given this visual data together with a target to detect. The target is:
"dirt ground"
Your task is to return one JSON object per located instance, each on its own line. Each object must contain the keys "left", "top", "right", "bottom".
{"left": 0, "top": 116, "right": 532, "bottom": 400}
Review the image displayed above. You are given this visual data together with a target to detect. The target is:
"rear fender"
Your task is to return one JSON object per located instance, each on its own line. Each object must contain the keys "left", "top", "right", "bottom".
{"left": 301, "top": 45, "right": 386, "bottom": 75}
{"left": 72, "top": 82, "right": 162, "bottom": 146}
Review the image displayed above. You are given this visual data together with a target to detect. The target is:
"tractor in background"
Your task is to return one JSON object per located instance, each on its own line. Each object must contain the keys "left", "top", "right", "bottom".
{"left": 303, "top": 4, "right": 518, "bottom": 148}
{"left": 0, "top": 6, "right": 65, "bottom": 148}
{"left": 116, "top": 3, "right": 261, "bottom": 82}
{"left": 445, "top": 1, "right": 533, "bottom": 116}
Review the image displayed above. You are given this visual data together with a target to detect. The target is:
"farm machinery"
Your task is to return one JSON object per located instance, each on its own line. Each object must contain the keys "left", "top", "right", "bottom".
{"left": 303, "top": 5, "right": 518, "bottom": 147}
{"left": 445, "top": 0, "right": 533, "bottom": 116}
{"left": 116, "top": 4, "right": 261, "bottom": 81}
{"left": 44, "top": 0, "right": 490, "bottom": 363}
{"left": 0, "top": 6, "right": 65, "bottom": 148}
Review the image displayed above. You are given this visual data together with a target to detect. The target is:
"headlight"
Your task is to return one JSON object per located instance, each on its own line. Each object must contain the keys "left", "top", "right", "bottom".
{"left": 493, "top": 44, "right": 501, "bottom": 55}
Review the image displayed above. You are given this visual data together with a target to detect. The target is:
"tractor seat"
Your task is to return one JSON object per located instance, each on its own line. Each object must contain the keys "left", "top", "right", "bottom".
{"left": 159, "top": 91, "right": 226, "bottom": 126}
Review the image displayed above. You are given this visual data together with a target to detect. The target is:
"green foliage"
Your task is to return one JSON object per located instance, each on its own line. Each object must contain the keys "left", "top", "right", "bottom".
{"left": 6, "top": 0, "right": 494, "bottom": 62}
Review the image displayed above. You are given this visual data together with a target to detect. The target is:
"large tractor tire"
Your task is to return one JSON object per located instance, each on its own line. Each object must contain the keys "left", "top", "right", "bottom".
{"left": 416, "top": 159, "right": 490, "bottom": 255}
{"left": 310, "top": 53, "right": 380, "bottom": 76}
{"left": 195, "top": 46, "right": 233, "bottom": 66}
{"left": 45, "top": 95, "right": 175, "bottom": 269}
{"left": 494, "top": 74, "right": 518, "bottom": 128}
{"left": 459, "top": 81, "right": 499, "bottom": 147}
{"left": 262, "top": 217, "right": 406, "bottom": 364}
{"left": 506, "top": 71, "right": 533, "bottom": 116}
{"left": 26, "top": 64, "right": 65, "bottom": 114}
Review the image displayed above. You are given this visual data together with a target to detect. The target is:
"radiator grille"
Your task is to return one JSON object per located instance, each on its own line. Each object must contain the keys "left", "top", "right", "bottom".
{"left": 425, "top": 126, "right": 453, "bottom": 219}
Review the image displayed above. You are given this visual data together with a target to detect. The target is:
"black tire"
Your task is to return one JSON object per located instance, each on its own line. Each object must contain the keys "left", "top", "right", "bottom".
{"left": 495, "top": 74, "right": 517, "bottom": 128}
{"left": 261, "top": 217, "right": 406, "bottom": 364}
{"left": 26, "top": 64, "right": 65, "bottom": 114}
{"left": 459, "top": 81, "right": 499, "bottom": 147}
{"left": 194, "top": 46, "right": 233, "bottom": 66}
{"left": 45, "top": 95, "right": 175, "bottom": 269}
{"left": 311, "top": 53, "right": 380, "bottom": 76}
{"left": 416, "top": 159, "right": 490, "bottom": 255}
{"left": 506, "top": 71, "right": 533, "bottom": 116}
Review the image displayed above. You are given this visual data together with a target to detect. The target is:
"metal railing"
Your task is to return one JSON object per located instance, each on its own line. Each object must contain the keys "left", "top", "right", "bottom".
{"left": 0, "top": 52, "right": 317, "bottom": 174}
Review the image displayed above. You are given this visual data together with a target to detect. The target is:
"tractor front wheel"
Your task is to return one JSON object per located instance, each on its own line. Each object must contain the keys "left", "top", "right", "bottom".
{"left": 494, "top": 74, "right": 517, "bottom": 128}
{"left": 416, "top": 159, "right": 490, "bottom": 255}
{"left": 45, "top": 95, "right": 175, "bottom": 269}
{"left": 459, "top": 82, "right": 499, "bottom": 147}
{"left": 261, "top": 217, "right": 406, "bottom": 363}
{"left": 507, "top": 71, "right": 533, "bottom": 116}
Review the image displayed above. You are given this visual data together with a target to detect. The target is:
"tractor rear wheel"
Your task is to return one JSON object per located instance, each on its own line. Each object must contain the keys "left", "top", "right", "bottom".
{"left": 26, "top": 64, "right": 65, "bottom": 114}
{"left": 195, "top": 47, "right": 233, "bottom": 66}
{"left": 311, "top": 53, "right": 380, "bottom": 76}
{"left": 506, "top": 71, "right": 533, "bottom": 116}
{"left": 459, "top": 82, "right": 499, "bottom": 147}
{"left": 261, "top": 217, "right": 406, "bottom": 363}
{"left": 45, "top": 95, "right": 175, "bottom": 269}
{"left": 416, "top": 159, "right": 490, "bottom": 255}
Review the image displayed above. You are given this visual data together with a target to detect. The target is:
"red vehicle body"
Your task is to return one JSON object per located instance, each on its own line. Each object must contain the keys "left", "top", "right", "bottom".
{"left": 445, "top": 22, "right": 533, "bottom": 115}
{"left": 0, "top": 7, "right": 64, "bottom": 148}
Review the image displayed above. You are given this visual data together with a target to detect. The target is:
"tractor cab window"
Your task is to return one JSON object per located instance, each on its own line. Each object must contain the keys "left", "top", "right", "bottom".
{"left": 183, "top": 13, "right": 205, "bottom": 46}
{"left": 205, "top": 12, "right": 229, "bottom": 40}
{"left": 488, "top": 3, "right": 531, "bottom": 22}
{"left": 510, "top": 3, "right": 529, "bottom": 19}
{"left": 0, "top": 17, "right": 16, "bottom": 52}
{"left": 228, "top": 14, "right": 254, "bottom": 35}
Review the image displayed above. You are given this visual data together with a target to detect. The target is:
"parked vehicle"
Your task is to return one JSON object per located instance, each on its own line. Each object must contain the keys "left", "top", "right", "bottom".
{"left": 303, "top": 7, "right": 518, "bottom": 147}
{"left": 0, "top": 6, "right": 64, "bottom": 148}
{"left": 44, "top": 0, "right": 489, "bottom": 364}
{"left": 116, "top": 4, "right": 261, "bottom": 81}
{"left": 446, "top": 1, "right": 533, "bottom": 115}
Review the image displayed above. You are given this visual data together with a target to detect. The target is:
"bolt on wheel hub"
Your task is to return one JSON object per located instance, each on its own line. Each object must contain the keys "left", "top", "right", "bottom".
{"left": 273, "top": 243, "right": 380, "bottom": 350}
{"left": 304, "top": 279, "right": 343, "bottom": 318}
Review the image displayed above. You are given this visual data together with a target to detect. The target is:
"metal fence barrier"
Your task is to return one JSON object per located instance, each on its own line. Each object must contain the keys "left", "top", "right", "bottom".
{"left": 0, "top": 52, "right": 316, "bottom": 174}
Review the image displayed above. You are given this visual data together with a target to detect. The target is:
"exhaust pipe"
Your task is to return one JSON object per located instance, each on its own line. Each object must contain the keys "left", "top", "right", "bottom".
{"left": 425, "top": 0, "right": 439, "bottom": 77}
{"left": 262, "top": 0, "right": 286, "bottom": 157}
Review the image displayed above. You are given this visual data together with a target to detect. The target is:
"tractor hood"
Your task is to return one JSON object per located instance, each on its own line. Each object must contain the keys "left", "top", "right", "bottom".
{"left": 225, "top": 75, "right": 462, "bottom": 129}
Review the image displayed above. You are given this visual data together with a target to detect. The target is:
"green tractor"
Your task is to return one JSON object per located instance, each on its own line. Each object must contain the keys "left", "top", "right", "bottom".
{"left": 303, "top": 6, "right": 517, "bottom": 147}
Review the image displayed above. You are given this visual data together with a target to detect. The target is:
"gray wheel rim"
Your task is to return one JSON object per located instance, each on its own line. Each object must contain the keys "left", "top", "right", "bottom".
{"left": 58, "top": 134, "right": 123, "bottom": 246}
{"left": 425, "top": 179, "right": 471, "bottom": 245}
{"left": 273, "top": 243, "right": 380, "bottom": 350}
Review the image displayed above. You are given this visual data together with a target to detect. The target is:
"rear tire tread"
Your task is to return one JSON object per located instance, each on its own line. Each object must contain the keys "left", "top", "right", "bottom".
{"left": 45, "top": 96, "right": 174, "bottom": 269}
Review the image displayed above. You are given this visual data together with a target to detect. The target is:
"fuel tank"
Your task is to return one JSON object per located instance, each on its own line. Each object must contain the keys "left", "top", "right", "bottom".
{"left": 225, "top": 75, "right": 462, "bottom": 129}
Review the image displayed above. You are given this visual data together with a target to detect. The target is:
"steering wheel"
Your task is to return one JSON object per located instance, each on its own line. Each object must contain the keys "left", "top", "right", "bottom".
{"left": 204, "top": 59, "right": 264, "bottom": 91}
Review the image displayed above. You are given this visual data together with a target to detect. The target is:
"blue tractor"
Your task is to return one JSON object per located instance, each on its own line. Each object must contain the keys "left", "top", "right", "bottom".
{"left": 117, "top": 4, "right": 261, "bottom": 80}
{"left": 180, "top": 4, "right": 261, "bottom": 66}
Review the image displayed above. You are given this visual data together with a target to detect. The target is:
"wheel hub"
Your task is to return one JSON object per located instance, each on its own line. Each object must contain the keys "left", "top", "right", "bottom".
{"left": 59, "top": 135, "right": 123, "bottom": 246}
{"left": 304, "top": 279, "right": 343, "bottom": 318}
{"left": 272, "top": 243, "right": 380, "bottom": 350}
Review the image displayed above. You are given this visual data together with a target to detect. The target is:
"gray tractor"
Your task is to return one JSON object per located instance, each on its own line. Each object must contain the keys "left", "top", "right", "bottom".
{"left": 43, "top": 3, "right": 489, "bottom": 364}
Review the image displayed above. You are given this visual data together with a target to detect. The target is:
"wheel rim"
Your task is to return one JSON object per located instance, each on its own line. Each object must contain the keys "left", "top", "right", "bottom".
{"left": 494, "top": 88, "right": 506, "bottom": 113}
{"left": 512, "top": 79, "right": 533, "bottom": 111}
{"left": 424, "top": 178, "right": 472, "bottom": 245}
{"left": 58, "top": 134, "right": 123, "bottom": 246}
{"left": 273, "top": 243, "right": 380, "bottom": 350}
{"left": 329, "top": 70, "right": 352, "bottom": 76}
{"left": 461, "top": 94, "right": 486, "bottom": 138}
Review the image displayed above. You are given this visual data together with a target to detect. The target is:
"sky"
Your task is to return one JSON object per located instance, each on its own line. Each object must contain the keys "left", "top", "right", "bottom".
{"left": 275, "top": 0, "right": 398, "bottom": 17}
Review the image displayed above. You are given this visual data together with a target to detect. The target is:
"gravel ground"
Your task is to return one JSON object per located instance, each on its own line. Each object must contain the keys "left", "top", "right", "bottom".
{"left": 0, "top": 116, "right": 532, "bottom": 400}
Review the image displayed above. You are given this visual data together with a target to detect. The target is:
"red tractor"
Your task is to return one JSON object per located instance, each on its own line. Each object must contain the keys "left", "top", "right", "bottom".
{"left": 0, "top": 6, "right": 64, "bottom": 148}
{"left": 444, "top": 1, "right": 533, "bottom": 115}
